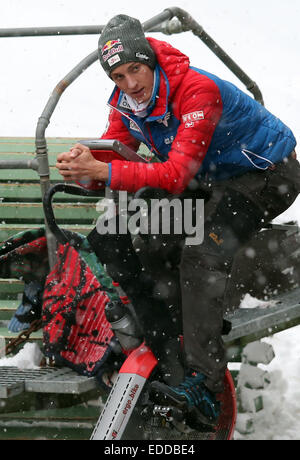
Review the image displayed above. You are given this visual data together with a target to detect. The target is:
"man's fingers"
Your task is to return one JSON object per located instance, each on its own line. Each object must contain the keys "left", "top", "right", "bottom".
{"left": 70, "top": 148, "right": 82, "bottom": 159}
{"left": 57, "top": 151, "right": 72, "bottom": 163}
{"left": 56, "top": 161, "right": 73, "bottom": 170}
{"left": 57, "top": 167, "right": 76, "bottom": 180}
{"left": 57, "top": 144, "right": 90, "bottom": 163}
{"left": 70, "top": 143, "right": 90, "bottom": 159}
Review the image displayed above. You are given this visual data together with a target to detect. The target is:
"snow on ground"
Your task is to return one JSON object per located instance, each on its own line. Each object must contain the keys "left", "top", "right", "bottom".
{"left": 0, "top": 0, "right": 299, "bottom": 440}
{"left": 0, "top": 342, "right": 43, "bottom": 369}
{"left": 235, "top": 325, "right": 300, "bottom": 440}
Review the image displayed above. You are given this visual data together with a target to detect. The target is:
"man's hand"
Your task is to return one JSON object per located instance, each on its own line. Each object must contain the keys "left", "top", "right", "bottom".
{"left": 56, "top": 143, "right": 109, "bottom": 182}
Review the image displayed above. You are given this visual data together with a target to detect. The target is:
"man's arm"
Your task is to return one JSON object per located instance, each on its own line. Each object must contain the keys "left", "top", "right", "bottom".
{"left": 56, "top": 76, "right": 223, "bottom": 194}
{"left": 56, "top": 107, "right": 140, "bottom": 188}
{"left": 108, "top": 77, "right": 223, "bottom": 194}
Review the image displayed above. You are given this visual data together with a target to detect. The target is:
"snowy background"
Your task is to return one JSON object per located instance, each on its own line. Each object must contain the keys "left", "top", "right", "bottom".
{"left": 0, "top": 0, "right": 299, "bottom": 440}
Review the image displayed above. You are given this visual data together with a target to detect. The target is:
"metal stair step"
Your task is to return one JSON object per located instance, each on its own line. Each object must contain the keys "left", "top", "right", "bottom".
{"left": 0, "top": 366, "right": 97, "bottom": 399}
{"left": 224, "top": 287, "right": 300, "bottom": 345}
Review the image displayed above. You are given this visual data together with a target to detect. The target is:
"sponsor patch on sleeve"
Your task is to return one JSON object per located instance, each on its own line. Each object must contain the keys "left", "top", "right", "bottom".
{"left": 182, "top": 111, "right": 204, "bottom": 128}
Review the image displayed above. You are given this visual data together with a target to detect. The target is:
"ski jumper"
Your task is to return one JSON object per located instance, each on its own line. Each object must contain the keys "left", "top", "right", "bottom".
{"left": 87, "top": 38, "right": 299, "bottom": 392}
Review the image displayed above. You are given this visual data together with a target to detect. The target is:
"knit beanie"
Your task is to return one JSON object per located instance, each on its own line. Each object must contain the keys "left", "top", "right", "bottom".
{"left": 98, "top": 14, "right": 156, "bottom": 76}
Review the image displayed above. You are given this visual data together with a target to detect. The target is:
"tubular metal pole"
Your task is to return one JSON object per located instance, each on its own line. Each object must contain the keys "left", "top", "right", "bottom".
{"left": 35, "top": 50, "right": 99, "bottom": 268}
{"left": 1, "top": 9, "right": 264, "bottom": 103}
{"left": 164, "top": 7, "right": 264, "bottom": 105}
{"left": 0, "top": 159, "right": 38, "bottom": 170}
{"left": 0, "top": 23, "right": 173, "bottom": 38}
{"left": 0, "top": 11, "right": 176, "bottom": 38}
{"left": 0, "top": 25, "right": 104, "bottom": 37}
{"left": 142, "top": 9, "right": 173, "bottom": 31}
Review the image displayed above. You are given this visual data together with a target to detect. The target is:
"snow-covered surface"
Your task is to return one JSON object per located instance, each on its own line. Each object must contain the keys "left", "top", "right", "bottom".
{"left": 235, "top": 327, "right": 300, "bottom": 440}
{"left": 0, "top": 342, "right": 43, "bottom": 369}
{"left": 0, "top": 0, "right": 299, "bottom": 440}
{"left": 239, "top": 293, "right": 279, "bottom": 310}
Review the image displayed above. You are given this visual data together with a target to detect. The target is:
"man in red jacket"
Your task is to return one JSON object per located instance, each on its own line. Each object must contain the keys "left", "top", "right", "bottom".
{"left": 56, "top": 14, "right": 299, "bottom": 428}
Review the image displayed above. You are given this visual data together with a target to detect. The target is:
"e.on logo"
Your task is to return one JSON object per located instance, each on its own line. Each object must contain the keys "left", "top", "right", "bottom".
{"left": 182, "top": 110, "right": 204, "bottom": 128}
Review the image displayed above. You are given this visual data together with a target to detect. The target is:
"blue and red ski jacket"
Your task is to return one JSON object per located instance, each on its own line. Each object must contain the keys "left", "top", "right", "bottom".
{"left": 89, "top": 37, "right": 296, "bottom": 194}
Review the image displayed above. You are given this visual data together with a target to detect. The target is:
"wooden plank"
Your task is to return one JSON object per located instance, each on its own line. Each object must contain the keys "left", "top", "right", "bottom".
{"left": 0, "top": 202, "right": 99, "bottom": 223}
{"left": 0, "top": 404, "right": 99, "bottom": 423}
{"left": 0, "top": 405, "right": 97, "bottom": 440}
{"left": 0, "top": 183, "right": 102, "bottom": 202}
{"left": 0, "top": 300, "right": 19, "bottom": 320}
{"left": 0, "top": 300, "right": 19, "bottom": 309}
{"left": 0, "top": 279, "right": 24, "bottom": 297}
{"left": 0, "top": 137, "right": 80, "bottom": 144}
{"left": 0, "top": 144, "right": 75, "bottom": 154}
{"left": 0, "top": 223, "right": 93, "bottom": 242}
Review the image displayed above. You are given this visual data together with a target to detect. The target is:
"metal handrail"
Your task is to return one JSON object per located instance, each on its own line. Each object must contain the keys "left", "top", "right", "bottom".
{"left": 0, "top": 158, "right": 38, "bottom": 170}
{"left": 0, "top": 25, "right": 106, "bottom": 37}
{"left": 43, "top": 183, "right": 104, "bottom": 246}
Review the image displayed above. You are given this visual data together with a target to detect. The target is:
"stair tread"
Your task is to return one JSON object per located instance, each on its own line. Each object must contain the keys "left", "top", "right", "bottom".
{"left": 0, "top": 202, "right": 99, "bottom": 223}
{"left": 0, "top": 300, "right": 19, "bottom": 309}
{"left": 0, "top": 183, "right": 101, "bottom": 202}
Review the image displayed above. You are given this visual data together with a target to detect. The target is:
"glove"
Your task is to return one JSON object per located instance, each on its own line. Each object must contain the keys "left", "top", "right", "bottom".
{"left": 8, "top": 281, "right": 43, "bottom": 333}
{"left": 8, "top": 303, "right": 31, "bottom": 332}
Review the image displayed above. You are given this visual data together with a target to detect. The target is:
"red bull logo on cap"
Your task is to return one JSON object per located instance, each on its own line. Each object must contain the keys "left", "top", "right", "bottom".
{"left": 101, "top": 39, "right": 122, "bottom": 56}
{"left": 101, "top": 39, "right": 124, "bottom": 63}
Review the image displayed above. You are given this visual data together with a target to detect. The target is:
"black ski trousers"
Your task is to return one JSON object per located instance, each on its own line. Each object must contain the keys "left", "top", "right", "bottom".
{"left": 180, "top": 153, "right": 300, "bottom": 391}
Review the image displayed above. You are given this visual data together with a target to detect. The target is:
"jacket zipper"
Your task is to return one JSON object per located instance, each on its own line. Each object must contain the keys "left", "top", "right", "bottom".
{"left": 107, "top": 103, "right": 163, "bottom": 162}
{"left": 145, "top": 124, "right": 165, "bottom": 160}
